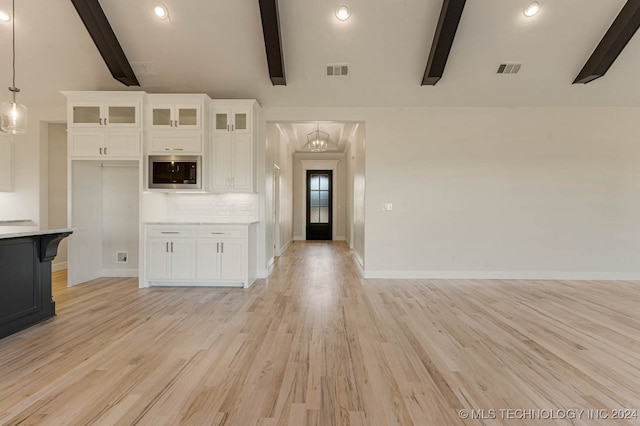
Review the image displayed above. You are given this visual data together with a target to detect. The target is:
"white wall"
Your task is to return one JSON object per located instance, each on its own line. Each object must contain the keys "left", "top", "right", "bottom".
{"left": 0, "top": 106, "right": 66, "bottom": 223}
{"left": 265, "top": 106, "right": 640, "bottom": 280}
{"left": 101, "top": 164, "right": 139, "bottom": 275}
{"left": 350, "top": 125, "right": 366, "bottom": 267}
{"left": 7, "top": 104, "right": 640, "bottom": 280}
{"left": 264, "top": 123, "right": 294, "bottom": 265}
{"left": 48, "top": 123, "right": 68, "bottom": 270}
{"left": 277, "top": 129, "right": 294, "bottom": 253}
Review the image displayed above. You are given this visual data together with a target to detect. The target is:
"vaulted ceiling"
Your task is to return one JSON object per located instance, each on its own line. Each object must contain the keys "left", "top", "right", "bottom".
{"left": 0, "top": 0, "right": 639, "bottom": 111}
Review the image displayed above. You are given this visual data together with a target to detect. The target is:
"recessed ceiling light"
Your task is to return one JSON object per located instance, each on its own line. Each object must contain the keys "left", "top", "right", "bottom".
{"left": 0, "top": 9, "right": 11, "bottom": 22}
{"left": 153, "top": 3, "right": 169, "bottom": 20}
{"left": 523, "top": 1, "right": 541, "bottom": 17}
{"left": 336, "top": 5, "right": 350, "bottom": 21}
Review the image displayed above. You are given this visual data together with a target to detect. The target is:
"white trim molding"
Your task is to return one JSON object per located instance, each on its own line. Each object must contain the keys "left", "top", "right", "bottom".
{"left": 363, "top": 270, "right": 640, "bottom": 280}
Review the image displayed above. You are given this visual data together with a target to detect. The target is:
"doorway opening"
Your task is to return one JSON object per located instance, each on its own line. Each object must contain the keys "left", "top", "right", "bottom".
{"left": 306, "top": 170, "right": 333, "bottom": 240}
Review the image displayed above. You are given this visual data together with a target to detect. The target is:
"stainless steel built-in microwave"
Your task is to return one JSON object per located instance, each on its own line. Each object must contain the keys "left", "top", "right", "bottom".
{"left": 148, "top": 155, "right": 202, "bottom": 190}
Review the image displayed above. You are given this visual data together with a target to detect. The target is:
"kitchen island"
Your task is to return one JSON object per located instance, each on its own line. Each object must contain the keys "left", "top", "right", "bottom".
{"left": 0, "top": 226, "right": 72, "bottom": 339}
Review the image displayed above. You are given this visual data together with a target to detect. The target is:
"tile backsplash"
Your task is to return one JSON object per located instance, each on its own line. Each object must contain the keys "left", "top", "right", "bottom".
{"left": 165, "top": 193, "right": 259, "bottom": 222}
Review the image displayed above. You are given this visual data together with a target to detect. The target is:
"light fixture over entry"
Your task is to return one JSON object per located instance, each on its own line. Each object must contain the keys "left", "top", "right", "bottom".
{"left": 0, "top": 0, "right": 27, "bottom": 134}
{"left": 304, "top": 124, "right": 330, "bottom": 152}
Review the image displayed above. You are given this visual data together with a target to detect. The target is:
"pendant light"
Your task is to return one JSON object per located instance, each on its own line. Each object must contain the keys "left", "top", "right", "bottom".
{"left": 304, "top": 123, "right": 329, "bottom": 152}
{"left": 0, "top": 0, "right": 27, "bottom": 135}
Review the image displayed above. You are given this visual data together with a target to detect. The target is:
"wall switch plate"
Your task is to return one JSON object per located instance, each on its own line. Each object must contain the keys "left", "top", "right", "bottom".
{"left": 382, "top": 203, "right": 393, "bottom": 211}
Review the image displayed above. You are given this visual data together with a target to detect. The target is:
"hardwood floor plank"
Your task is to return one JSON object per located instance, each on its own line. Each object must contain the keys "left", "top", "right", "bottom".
{"left": 3, "top": 242, "right": 640, "bottom": 424}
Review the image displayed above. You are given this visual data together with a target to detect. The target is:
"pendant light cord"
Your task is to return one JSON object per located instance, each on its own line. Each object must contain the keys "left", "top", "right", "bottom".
{"left": 10, "top": 0, "right": 17, "bottom": 102}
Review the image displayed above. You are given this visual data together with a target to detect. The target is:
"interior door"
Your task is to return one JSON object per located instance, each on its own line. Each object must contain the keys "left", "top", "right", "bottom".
{"left": 306, "top": 170, "right": 332, "bottom": 240}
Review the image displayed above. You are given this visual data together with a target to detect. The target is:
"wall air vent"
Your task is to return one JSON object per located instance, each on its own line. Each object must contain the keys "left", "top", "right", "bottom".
{"left": 130, "top": 61, "right": 159, "bottom": 76}
{"left": 496, "top": 63, "right": 522, "bottom": 74}
{"left": 326, "top": 64, "right": 349, "bottom": 77}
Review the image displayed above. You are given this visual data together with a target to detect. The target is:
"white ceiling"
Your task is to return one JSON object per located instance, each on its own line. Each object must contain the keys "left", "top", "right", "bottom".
{"left": 0, "top": 0, "right": 637, "bottom": 112}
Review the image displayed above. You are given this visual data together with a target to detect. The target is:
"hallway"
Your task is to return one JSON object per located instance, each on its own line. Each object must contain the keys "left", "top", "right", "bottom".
{"left": 1, "top": 242, "right": 640, "bottom": 425}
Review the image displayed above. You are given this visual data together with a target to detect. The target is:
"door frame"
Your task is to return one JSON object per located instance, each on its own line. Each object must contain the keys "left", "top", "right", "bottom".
{"left": 299, "top": 159, "right": 339, "bottom": 241}
{"left": 306, "top": 170, "right": 333, "bottom": 241}
{"left": 273, "top": 164, "right": 281, "bottom": 255}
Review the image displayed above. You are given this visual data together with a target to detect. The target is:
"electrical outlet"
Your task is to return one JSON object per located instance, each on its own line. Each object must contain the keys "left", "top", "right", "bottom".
{"left": 382, "top": 203, "right": 393, "bottom": 211}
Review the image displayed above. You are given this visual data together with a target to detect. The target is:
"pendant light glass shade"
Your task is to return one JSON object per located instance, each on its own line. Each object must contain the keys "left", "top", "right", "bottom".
{"left": 1, "top": 0, "right": 27, "bottom": 135}
{"left": 0, "top": 99, "right": 27, "bottom": 134}
{"left": 304, "top": 124, "right": 329, "bottom": 152}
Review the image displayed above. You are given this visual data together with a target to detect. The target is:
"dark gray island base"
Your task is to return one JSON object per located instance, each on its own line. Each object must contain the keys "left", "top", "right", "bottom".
{"left": 0, "top": 229, "right": 72, "bottom": 339}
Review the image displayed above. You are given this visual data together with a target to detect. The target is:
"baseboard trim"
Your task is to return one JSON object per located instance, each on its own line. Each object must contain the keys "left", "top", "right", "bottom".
{"left": 362, "top": 270, "right": 640, "bottom": 280}
{"left": 278, "top": 239, "right": 292, "bottom": 256}
{"left": 353, "top": 251, "right": 364, "bottom": 271}
{"left": 52, "top": 261, "right": 68, "bottom": 272}
{"left": 101, "top": 269, "right": 139, "bottom": 278}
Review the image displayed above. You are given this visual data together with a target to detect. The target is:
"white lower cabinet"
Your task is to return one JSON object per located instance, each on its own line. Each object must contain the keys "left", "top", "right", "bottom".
{"left": 145, "top": 224, "right": 255, "bottom": 287}
{"left": 146, "top": 228, "right": 196, "bottom": 281}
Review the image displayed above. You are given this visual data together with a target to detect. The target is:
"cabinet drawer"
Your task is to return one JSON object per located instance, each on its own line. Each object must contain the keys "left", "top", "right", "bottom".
{"left": 197, "top": 226, "right": 247, "bottom": 239}
{"left": 147, "top": 226, "right": 196, "bottom": 238}
{"left": 149, "top": 134, "right": 202, "bottom": 153}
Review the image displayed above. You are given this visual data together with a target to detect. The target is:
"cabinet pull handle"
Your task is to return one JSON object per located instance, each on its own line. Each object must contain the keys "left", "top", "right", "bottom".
{"left": 99, "top": 118, "right": 103, "bottom": 125}
{"left": 161, "top": 231, "right": 180, "bottom": 234}
{"left": 99, "top": 147, "right": 103, "bottom": 155}
{"left": 164, "top": 148, "right": 184, "bottom": 151}
{"left": 104, "top": 147, "right": 107, "bottom": 155}
{"left": 166, "top": 242, "right": 169, "bottom": 252}
{"left": 216, "top": 242, "right": 220, "bottom": 253}
{"left": 171, "top": 242, "right": 174, "bottom": 252}
{"left": 210, "top": 232, "right": 225, "bottom": 234}
{"left": 227, "top": 124, "right": 230, "bottom": 132}
{"left": 104, "top": 118, "right": 108, "bottom": 125}
{"left": 221, "top": 243, "right": 224, "bottom": 253}
{"left": 231, "top": 124, "right": 234, "bottom": 131}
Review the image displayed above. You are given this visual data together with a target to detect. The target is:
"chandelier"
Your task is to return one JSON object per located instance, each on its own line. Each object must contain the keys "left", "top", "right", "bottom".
{"left": 0, "top": 0, "right": 27, "bottom": 135}
{"left": 304, "top": 123, "right": 329, "bottom": 152}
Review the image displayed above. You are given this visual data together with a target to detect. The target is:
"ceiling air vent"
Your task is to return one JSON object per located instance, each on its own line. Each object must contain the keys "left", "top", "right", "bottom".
{"left": 496, "top": 63, "right": 522, "bottom": 74}
{"left": 326, "top": 64, "right": 349, "bottom": 77}
{"left": 130, "top": 61, "right": 159, "bottom": 76}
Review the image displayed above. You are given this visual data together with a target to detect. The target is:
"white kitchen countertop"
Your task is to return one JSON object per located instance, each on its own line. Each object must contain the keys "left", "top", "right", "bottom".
{"left": 0, "top": 226, "right": 74, "bottom": 240}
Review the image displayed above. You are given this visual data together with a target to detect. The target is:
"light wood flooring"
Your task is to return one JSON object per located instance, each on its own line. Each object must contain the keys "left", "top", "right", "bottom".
{"left": 2, "top": 241, "right": 640, "bottom": 425}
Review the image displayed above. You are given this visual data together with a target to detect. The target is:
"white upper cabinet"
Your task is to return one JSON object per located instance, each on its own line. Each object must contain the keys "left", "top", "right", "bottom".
{"left": 209, "top": 100, "right": 261, "bottom": 193}
{"left": 63, "top": 92, "right": 145, "bottom": 159}
{"left": 64, "top": 92, "right": 143, "bottom": 129}
{"left": 146, "top": 94, "right": 210, "bottom": 154}
{"left": 211, "top": 102, "right": 251, "bottom": 134}
{"left": 150, "top": 105, "right": 201, "bottom": 130}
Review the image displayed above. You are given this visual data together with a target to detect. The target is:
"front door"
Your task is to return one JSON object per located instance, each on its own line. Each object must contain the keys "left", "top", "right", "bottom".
{"left": 306, "top": 170, "right": 332, "bottom": 240}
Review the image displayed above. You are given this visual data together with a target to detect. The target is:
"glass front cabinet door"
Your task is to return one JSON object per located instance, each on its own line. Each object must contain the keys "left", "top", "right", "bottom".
{"left": 151, "top": 105, "right": 200, "bottom": 129}
{"left": 70, "top": 103, "right": 139, "bottom": 127}
{"left": 213, "top": 108, "right": 250, "bottom": 134}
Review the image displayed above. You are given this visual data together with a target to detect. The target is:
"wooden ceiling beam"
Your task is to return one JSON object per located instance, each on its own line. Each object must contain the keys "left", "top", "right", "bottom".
{"left": 422, "top": 0, "right": 466, "bottom": 86}
{"left": 69, "top": 0, "right": 139, "bottom": 86}
{"left": 258, "top": 0, "right": 286, "bottom": 85}
{"left": 574, "top": 0, "right": 640, "bottom": 84}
